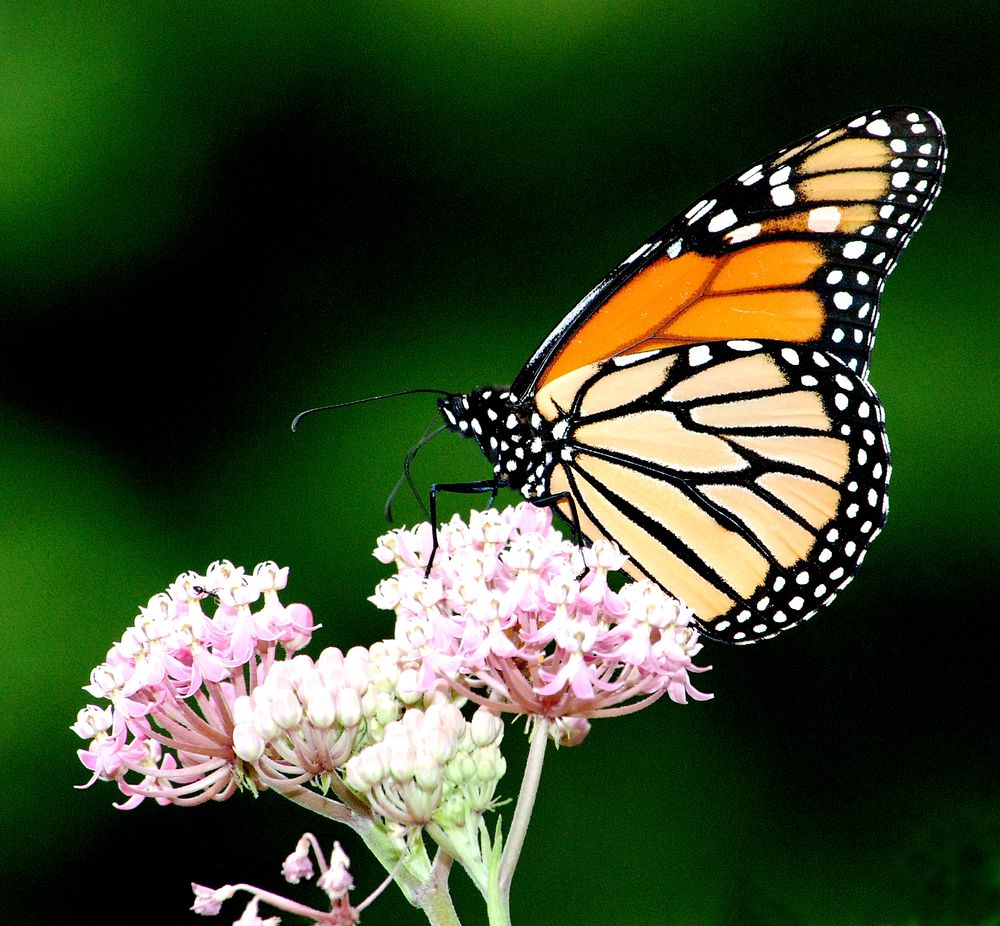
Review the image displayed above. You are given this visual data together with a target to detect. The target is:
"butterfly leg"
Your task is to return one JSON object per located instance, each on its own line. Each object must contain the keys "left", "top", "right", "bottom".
{"left": 529, "top": 490, "right": 591, "bottom": 579}
{"left": 529, "top": 491, "right": 581, "bottom": 547}
{"left": 426, "top": 479, "right": 500, "bottom": 576}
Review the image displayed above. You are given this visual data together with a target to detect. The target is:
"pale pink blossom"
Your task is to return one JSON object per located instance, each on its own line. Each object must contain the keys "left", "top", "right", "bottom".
{"left": 191, "top": 883, "right": 235, "bottom": 916}
{"left": 74, "top": 561, "right": 313, "bottom": 807}
{"left": 230, "top": 639, "right": 462, "bottom": 792}
{"left": 317, "top": 842, "right": 354, "bottom": 901}
{"left": 281, "top": 835, "right": 316, "bottom": 884}
{"left": 370, "top": 504, "right": 711, "bottom": 740}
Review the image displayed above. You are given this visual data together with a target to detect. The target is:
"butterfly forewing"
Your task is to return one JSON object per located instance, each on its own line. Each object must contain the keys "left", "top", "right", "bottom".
{"left": 537, "top": 340, "right": 890, "bottom": 642}
{"left": 512, "top": 107, "right": 946, "bottom": 397}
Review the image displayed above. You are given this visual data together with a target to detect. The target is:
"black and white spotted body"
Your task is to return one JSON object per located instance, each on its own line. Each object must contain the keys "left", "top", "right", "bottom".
{"left": 437, "top": 389, "right": 555, "bottom": 497}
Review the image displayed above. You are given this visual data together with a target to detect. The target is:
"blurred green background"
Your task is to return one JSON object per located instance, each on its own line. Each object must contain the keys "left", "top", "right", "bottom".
{"left": 2, "top": 3, "right": 997, "bottom": 924}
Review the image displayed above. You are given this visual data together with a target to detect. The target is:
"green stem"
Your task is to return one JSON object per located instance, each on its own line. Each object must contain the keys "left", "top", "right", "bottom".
{"left": 488, "top": 716, "right": 550, "bottom": 924}
{"left": 421, "top": 852, "right": 463, "bottom": 926}
{"left": 425, "top": 821, "right": 489, "bottom": 896}
{"left": 278, "top": 786, "right": 463, "bottom": 924}
{"left": 486, "top": 865, "right": 508, "bottom": 926}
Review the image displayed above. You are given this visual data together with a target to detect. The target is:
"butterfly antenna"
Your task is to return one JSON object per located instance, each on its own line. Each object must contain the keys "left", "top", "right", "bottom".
{"left": 385, "top": 420, "right": 447, "bottom": 522}
{"left": 291, "top": 388, "right": 451, "bottom": 432}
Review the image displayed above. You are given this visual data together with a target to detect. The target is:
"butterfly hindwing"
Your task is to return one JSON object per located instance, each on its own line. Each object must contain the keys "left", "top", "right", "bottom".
{"left": 536, "top": 340, "right": 890, "bottom": 641}
{"left": 513, "top": 107, "right": 946, "bottom": 396}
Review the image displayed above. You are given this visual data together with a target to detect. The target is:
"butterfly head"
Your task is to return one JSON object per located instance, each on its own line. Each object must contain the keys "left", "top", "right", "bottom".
{"left": 437, "top": 388, "right": 515, "bottom": 462}
{"left": 438, "top": 387, "right": 551, "bottom": 493}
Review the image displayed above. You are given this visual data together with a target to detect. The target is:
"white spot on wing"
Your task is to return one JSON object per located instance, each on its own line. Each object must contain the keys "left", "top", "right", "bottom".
{"left": 707, "top": 209, "right": 738, "bottom": 233}
{"left": 625, "top": 242, "right": 653, "bottom": 264}
{"left": 686, "top": 198, "right": 716, "bottom": 224}
{"left": 769, "top": 165, "right": 792, "bottom": 186}
{"left": 771, "top": 184, "right": 795, "bottom": 207}
{"left": 726, "top": 223, "right": 762, "bottom": 243}
{"left": 613, "top": 350, "right": 658, "bottom": 367}
{"left": 808, "top": 205, "right": 841, "bottom": 232}
{"left": 688, "top": 345, "right": 712, "bottom": 367}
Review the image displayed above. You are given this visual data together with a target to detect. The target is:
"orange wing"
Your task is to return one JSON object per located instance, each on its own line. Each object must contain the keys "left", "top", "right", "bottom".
{"left": 512, "top": 107, "right": 946, "bottom": 397}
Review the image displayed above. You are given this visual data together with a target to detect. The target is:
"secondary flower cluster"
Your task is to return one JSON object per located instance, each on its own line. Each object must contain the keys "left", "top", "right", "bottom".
{"left": 370, "top": 504, "right": 710, "bottom": 744}
{"left": 229, "top": 639, "right": 506, "bottom": 834}
{"left": 344, "top": 702, "right": 505, "bottom": 834}
{"left": 193, "top": 834, "right": 359, "bottom": 924}
{"left": 72, "top": 560, "right": 314, "bottom": 807}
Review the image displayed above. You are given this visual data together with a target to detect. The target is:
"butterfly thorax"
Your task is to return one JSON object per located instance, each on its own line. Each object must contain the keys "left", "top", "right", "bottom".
{"left": 438, "top": 388, "right": 554, "bottom": 494}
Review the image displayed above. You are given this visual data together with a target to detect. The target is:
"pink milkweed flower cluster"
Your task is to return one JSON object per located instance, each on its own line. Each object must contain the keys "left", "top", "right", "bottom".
{"left": 72, "top": 560, "right": 314, "bottom": 808}
{"left": 370, "top": 504, "right": 711, "bottom": 744}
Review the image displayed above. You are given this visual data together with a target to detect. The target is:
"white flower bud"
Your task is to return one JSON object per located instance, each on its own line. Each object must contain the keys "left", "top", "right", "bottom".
{"left": 424, "top": 727, "right": 457, "bottom": 767}
{"left": 421, "top": 678, "right": 456, "bottom": 707}
{"left": 343, "top": 646, "right": 370, "bottom": 690}
{"left": 414, "top": 751, "right": 443, "bottom": 791}
{"left": 271, "top": 682, "right": 304, "bottom": 730}
{"left": 335, "top": 687, "right": 362, "bottom": 728}
{"left": 252, "top": 691, "right": 281, "bottom": 741}
{"left": 232, "top": 722, "right": 266, "bottom": 762}
{"left": 396, "top": 667, "right": 423, "bottom": 704}
{"left": 232, "top": 695, "right": 254, "bottom": 726}
{"left": 388, "top": 736, "right": 417, "bottom": 783}
{"left": 470, "top": 707, "right": 503, "bottom": 746}
{"left": 344, "top": 748, "right": 384, "bottom": 790}
{"left": 374, "top": 691, "right": 400, "bottom": 728}
{"left": 315, "top": 646, "right": 344, "bottom": 682}
{"left": 303, "top": 682, "right": 336, "bottom": 729}
{"left": 286, "top": 653, "right": 317, "bottom": 688}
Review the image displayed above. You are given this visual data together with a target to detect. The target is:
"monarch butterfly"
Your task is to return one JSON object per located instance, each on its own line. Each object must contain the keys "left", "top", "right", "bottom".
{"left": 433, "top": 106, "right": 946, "bottom": 643}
